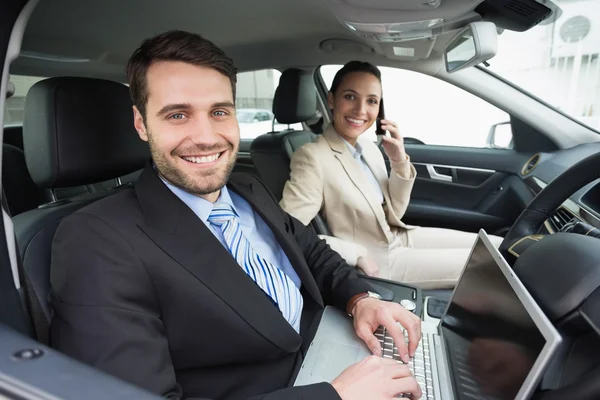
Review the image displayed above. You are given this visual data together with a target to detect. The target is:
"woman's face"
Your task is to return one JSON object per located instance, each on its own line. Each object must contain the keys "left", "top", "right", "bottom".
{"left": 328, "top": 71, "right": 382, "bottom": 145}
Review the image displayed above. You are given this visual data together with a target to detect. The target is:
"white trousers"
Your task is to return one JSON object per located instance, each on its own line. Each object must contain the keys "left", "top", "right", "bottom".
{"left": 371, "top": 227, "right": 504, "bottom": 290}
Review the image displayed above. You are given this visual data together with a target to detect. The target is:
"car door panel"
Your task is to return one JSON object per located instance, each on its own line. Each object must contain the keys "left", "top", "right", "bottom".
{"left": 413, "top": 163, "right": 498, "bottom": 188}
{"left": 387, "top": 145, "right": 534, "bottom": 233}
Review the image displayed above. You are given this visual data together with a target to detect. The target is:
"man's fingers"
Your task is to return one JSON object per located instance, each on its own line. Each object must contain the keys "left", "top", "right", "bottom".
{"left": 355, "top": 324, "right": 382, "bottom": 356}
{"left": 380, "top": 313, "right": 409, "bottom": 363}
{"left": 388, "top": 363, "right": 413, "bottom": 379}
{"left": 395, "top": 309, "right": 422, "bottom": 357}
{"left": 379, "top": 357, "right": 403, "bottom": 366}
{"left": 391, "top": 377, "right": 422, "bottom": 399}
{"left": 378, "top": 359, "right": 422, "bottom": 399}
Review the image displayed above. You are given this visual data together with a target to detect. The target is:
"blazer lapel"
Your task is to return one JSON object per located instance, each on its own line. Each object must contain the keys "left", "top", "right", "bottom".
{"left": 135, "top": 164, "right": 302, "bottom": 353}
{"left": 360, "top": 140, "right": 399, "bottom": 226}
{"left": 227, "top": 177, "right": 323, "bottom": 308}
{"left": 323, "top": 125, "right": 389, "bottom": 233}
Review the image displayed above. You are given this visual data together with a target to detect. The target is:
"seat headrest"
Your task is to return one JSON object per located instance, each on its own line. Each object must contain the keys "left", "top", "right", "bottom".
{"left": 23, "top": 77, "right": 150, "bottom": 188}
{"left": 272, "top": 68, "right": 317, "bottom": 125}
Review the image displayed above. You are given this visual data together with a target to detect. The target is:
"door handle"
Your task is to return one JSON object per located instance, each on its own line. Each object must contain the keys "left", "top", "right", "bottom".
{"left": 426, "top": 165, "right": 453, "bottom": 182}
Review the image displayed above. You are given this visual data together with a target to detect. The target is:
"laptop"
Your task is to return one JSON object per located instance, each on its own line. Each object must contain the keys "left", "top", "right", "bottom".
{"left": 294, "top": 229, "right": 562, "bottom": 400}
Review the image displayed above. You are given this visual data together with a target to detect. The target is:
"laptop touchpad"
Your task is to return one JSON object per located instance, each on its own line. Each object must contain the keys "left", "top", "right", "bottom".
{"left": 311, "top": 340, "right": 360, "bottom": 382}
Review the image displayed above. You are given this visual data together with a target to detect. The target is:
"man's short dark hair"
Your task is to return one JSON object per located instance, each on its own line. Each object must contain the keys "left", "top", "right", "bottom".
{"left": 127, "top": 30, "right": 237, "bottom": 120}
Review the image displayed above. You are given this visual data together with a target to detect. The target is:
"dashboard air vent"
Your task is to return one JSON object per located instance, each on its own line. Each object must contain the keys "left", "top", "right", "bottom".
{"left": 546, "top": 207, "right": 575, "bottom": 232}
{"left": 522, "top": 153, "right": 540, "bottom": 175}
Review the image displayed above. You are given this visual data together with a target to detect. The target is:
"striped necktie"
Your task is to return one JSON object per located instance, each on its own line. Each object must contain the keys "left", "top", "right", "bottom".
{"left": 208, "top": 202, "right": 303, "bottom": 332}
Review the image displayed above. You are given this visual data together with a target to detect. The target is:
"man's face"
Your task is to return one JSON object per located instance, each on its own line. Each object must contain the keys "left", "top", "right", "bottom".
{"left": 133, "top": 61, "right": 239, "bottom": 199}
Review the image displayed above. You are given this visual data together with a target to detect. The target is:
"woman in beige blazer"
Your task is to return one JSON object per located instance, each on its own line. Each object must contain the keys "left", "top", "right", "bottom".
{"left": 280, "top": 61, "right": 502, "bottom": 289}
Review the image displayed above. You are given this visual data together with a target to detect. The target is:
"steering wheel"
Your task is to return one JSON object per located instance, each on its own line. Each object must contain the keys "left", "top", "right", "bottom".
{"left": 500, "top": 151, "right": 600, "bottom": 264}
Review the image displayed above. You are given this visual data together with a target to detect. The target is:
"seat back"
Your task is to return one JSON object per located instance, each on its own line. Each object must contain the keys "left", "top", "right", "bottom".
{"left": 2, "top": 143, "right": 51, "bottom": 216}
{"left": 12, "top": 77, "right": 150, "bottom": 343}
{"left": 250, "top": 68, "right": 318, "bottom": 200}
{"left": 250, "top": 69, "right": 331, "bottom": 235}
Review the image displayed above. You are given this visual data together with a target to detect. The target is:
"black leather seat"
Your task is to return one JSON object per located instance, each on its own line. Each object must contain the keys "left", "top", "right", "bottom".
{"left": 250, "top": 68, "right": 332, "bottom": 235}
{"left": 2, "top": 143, "right": 51, "bottom": 216}
{"left": 250, "top": 68, "right": 318, "bottom": 201}
{"left": 12, "top": 77, "right": 150, "bottom": 343}
{"left": 3, "top": 81, "right": 49, "bottom": 215}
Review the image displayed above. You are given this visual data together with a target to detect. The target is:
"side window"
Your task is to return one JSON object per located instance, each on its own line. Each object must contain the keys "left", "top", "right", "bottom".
{"left": 320, "top": 66, "right": 512, "bottom": 149}
{"left": 236, "top": 69, "right": 302, "bottom": 140}
{"left": 3, "top": 75, "right": 46, "bottom": 126}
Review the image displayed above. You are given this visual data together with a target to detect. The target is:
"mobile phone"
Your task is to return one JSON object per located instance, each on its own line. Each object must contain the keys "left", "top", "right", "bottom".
{"left": 375, "top": 98, "right": 386, "bottom": 136}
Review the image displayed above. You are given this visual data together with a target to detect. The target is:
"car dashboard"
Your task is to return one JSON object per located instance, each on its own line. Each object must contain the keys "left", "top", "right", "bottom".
{"left": 523, "top": 141, "right": 600, "bottom": 234}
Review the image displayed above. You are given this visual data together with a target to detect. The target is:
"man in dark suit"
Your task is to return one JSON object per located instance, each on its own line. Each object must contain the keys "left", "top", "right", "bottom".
{"left": 50, "top": 30, "right": 422, "bottom": 400}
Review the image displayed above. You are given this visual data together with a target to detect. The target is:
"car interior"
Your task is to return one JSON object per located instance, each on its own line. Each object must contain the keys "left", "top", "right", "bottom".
{"left": 2, "top": 0, "right": 600, "bottom": 398}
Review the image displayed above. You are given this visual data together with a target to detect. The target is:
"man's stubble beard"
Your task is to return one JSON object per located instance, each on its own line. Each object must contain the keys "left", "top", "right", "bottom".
{"left": 148, "top": 133, "right": 238, "bottom": 197}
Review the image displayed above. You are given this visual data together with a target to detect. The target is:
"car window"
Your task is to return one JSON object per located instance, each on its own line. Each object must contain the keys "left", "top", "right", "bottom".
{"left": 236, "top": 69, "right": 302, "bottom": 140}
{"left": 487, "top": 0, "right": 600, "bottom": 132}
{"left": 320, "top": 66, "right": 511, "bottom": 148}
{"left": 3, "top": 75, "right": 45, "bottom": 126}
{"left": 237, "top": 110, "right": 255, "bottom": 123}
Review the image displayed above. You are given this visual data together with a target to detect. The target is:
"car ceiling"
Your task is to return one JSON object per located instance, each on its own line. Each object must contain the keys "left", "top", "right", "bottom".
{"left": 11, "top": 0, "right": 482, "bottom": 81}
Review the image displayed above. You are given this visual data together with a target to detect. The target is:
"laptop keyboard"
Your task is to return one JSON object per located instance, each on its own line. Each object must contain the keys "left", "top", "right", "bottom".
{"left": 375, "top": 326, "right": 437, "bottom": 399}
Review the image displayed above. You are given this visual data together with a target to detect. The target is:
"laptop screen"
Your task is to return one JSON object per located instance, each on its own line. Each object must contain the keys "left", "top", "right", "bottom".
{"left": 440, "top": 234, "right": 548, "bottom": 400}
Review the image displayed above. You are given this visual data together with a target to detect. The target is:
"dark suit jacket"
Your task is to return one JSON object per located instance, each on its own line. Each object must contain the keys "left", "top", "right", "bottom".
{"left": 50, "top": 164, "right": 373, "bottom": 400}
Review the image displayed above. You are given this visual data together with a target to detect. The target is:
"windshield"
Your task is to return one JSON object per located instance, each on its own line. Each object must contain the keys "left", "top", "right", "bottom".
{"left": 488, "top": 0, "right": 600, "bottom": 131}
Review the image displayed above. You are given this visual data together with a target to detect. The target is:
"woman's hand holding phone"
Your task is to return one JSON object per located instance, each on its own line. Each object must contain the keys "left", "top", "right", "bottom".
{"left": 380, "top": 119, "right": 407, "bottom": 163}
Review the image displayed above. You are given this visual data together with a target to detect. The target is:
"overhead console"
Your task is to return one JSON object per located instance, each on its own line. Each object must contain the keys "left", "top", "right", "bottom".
{"left": 322, "top": 0, "right": 561, "bottom": 61}
{"left": 324, "top": 0, "right": 477, "bottom": 44}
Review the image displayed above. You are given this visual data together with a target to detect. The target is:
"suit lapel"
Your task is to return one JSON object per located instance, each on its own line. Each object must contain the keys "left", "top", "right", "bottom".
{"left": 135, "top": 164, "right": 302, "bottom": 352}
{"left": 360, "top": 141, "right": 396, "bottom": 218}
{"left": 324, "top": 125, "right": 389, "bottom": 233}
{"left": 227, "top": 178, "right": 323, "bottom": 308}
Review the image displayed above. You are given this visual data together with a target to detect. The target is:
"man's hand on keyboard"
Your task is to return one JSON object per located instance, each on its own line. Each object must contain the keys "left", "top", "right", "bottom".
{"left": 331, "top": 356, "right": 422, "bottom": 400}
{"left": 352, "top": 298, "right": 421, "bottom": 363}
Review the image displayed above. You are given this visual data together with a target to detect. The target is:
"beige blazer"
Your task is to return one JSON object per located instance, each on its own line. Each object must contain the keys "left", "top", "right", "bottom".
{"left": 280, "top": 123, "right": 417, "bottom": 266}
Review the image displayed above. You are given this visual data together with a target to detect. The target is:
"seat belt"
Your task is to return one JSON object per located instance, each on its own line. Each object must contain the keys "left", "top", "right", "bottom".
{"left": 0, "top": 192, "right": 33, "bottom": 338}
{"left": 2, "top": 189, "right": 43, "bottom": 341}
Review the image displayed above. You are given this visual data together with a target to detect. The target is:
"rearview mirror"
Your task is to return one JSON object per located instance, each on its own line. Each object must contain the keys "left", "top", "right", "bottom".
{"left": 444, "top": 21, "right": 498, "bottom": 73}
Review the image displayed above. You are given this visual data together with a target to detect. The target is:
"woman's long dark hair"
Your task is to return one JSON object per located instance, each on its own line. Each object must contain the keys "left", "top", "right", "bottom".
{"left": 329, "top": 61, "right": 382, "bottom": 95}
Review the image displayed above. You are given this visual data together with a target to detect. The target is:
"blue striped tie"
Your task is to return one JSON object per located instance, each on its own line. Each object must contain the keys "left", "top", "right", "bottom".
{"left": 208, "top": 202, "right": 303, "bottom": 332}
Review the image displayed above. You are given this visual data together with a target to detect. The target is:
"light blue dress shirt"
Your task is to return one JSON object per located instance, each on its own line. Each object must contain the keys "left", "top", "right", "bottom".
{"left": 340, "top": 136, "right": 385, "bottom": 205}
{"left": 160, "top": 179, "right": 301, "bottom": 289}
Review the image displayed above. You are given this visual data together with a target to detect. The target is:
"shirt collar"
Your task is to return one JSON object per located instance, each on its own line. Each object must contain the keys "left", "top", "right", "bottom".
{"left": 158, "top": 173, "right": 238, "bottom": 223}
{"left": 339, "top": 135, "right": 364, "bottom": 159}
